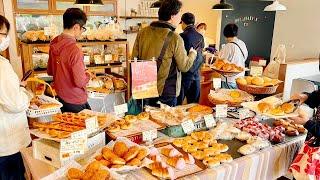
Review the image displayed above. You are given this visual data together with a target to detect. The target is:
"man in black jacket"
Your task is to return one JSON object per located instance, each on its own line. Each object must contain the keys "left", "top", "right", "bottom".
{"left": 177, "top": 12, "right": 205, "bottom": 105}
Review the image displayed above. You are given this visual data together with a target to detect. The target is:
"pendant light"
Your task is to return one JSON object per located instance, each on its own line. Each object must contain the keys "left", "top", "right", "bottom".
{"left": 75, "top": 0, "right": 104, "bottom": 6}
{"left": 264, "top": 0, "right": 286, "bottom": 11}
{"left": 212, "top": 0, "right": 234, "bottom": 11}
{"left": 150, "top": 0, "right": 163, "bottom": 9}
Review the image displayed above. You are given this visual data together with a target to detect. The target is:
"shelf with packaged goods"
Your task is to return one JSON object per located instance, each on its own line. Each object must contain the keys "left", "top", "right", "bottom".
{"left": 20, "top": 40, "right": 131, "bottom": 98}
{"left": 119, "top": 16, "right": 158, "bottom": 20}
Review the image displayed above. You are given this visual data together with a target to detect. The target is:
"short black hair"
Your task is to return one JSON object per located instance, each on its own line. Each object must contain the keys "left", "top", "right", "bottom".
{"left": 223, "top": 23, "right": 238, "bottom": 38}
{"left": 0, "top": 15, "right": 10, "bottom": 32}
{"left": 63, "top": 8, "right": 87, "bottom": 29}
{"left": 181, "top": 12, "right": 195, "bottom": 25}
{"left": 158, "top": 0, "right": 182, "bottom": 21}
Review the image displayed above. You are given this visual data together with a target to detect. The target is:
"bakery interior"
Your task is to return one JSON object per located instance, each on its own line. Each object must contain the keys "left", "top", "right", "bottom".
{"left": 1, "top": 0, "right": 320, "bottom": 180}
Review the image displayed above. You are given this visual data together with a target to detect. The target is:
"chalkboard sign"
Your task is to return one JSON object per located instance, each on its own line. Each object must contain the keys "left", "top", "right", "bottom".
{"left": 220, "top": 0, "right": 275, "bottom": 63}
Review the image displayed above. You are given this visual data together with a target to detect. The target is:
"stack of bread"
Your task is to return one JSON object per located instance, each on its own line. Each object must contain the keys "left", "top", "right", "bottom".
{"left": 173, "top": 131, "right": 233, "bottom": 168}
{"left": 94, "top": 141, "right": 148, "bottom": 169}
{"left": 107, "top": 113, "right": 149, "bottom": 133}
{"left": 273, "top": 119, "right": 307, "bottom": 136}
{"left": 66, "top": 161, "right": 111, "bottom": 180}
{"left": 29, "top": 96, "right": 60, "bottom": 110}
{"left": 22, "top": 30, "right": 49, "bottom": 42}
{"left": 147, "top": 146, "right": 195, "bottom": 179}
{"left": 212, "top": 59, "right": 243, "bottom": 73}
{"left": 236, "top": 76, "right": 281, "bottom": 87}
{"left": 257, "top": 101, "right": 296, "bottom": 116}
{"left": 31, "top": 112, "right": 108, "bottom": 139}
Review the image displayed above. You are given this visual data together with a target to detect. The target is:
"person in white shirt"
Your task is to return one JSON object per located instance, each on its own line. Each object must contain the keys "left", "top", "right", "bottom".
{"left": 219, "top": 23, "right": 248, "bottom": 89}
{"left": 0, "top": 15, "right": 32, "bottom": 180}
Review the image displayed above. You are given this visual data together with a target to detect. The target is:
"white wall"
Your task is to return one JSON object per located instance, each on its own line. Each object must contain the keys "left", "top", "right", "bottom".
{"left": 271, "top": 0, "right": 320, "bottom": 61}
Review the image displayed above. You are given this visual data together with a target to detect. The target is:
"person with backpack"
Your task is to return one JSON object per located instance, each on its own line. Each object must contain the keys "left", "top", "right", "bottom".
{"left": 132, "top": 0, "right": 197, "bottom": 107}
{"left": 219, "top": 23, "right": 248, "bottom": 89}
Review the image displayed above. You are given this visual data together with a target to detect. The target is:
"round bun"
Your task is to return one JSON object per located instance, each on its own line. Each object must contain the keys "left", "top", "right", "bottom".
{"left": 245, "top": 76, "right": 254, "bottom": 85}
{"left": 257, "top": 102, "right": 272, "bottom": 113}
{"left": 236, "top": 77, "right": 247, "bottom": 85}
{"left": 270, "top": 107, "right": 285, "bottom": 116}
{"left": 262, "top": 76, "right": 272, "bottom": 83}
{"left": 281, "top": 103, "right": 295, "bottom": 114}
{"left": 251, "top": 77, "right": 265, "bottom": 86}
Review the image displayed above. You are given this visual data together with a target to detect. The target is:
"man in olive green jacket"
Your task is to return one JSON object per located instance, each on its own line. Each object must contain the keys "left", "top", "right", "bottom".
{"left": 132, "top": 0, "right": 197, "bottom": 107}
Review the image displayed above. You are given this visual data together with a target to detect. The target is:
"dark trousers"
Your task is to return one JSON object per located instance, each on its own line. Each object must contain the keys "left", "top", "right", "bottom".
{"left": 0, "top": 152, "right": 25, "bottom": 180}
{"left": 178, "top": 79, "right": 200, "bottom": 105}
{"left": 140, "top": 95, "right": 177, "bottom": 107}
{"left": 58, "top": 97, "right": 91, "bottom": 113}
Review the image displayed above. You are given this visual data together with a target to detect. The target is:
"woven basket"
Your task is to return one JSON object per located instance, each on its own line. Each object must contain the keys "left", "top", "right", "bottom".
{"left": 237, "top": 83, "right": 279, "bottom": 95}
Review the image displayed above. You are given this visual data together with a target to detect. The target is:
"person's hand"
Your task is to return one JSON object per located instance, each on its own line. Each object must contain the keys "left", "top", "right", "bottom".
{"left": 288, "top": 108, "right": 309, "bottom": 125}
{"left": 20, "top": 81, "right": 27, "bottom": 87}
{"left": 291, "top": 93, "right": 308, "bottom": 104}
{"left": 189, "top": 47, "right": 197, "bottom": 56}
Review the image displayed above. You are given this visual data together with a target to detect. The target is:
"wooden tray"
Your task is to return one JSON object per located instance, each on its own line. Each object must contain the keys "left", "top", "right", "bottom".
{"left": 145, "top": 143, "right": 207, "bottom": 179}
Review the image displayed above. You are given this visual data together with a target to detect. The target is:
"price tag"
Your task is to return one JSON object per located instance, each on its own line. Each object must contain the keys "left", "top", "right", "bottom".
{"left": 259, "top": 60, "right": 267, "bottom": 66}
{"left": 215, "top": 104, "right": 228, "bottom": 118}
{"left": 142, "top": 129, "right": 157, "bottom": 142}
{"left": 60, "top": 137, "right": 87, "bottom": 160}
{"left": 239, "top": 108, "right": 250, "bottom": 120}
{"left": 71, "top": 129, "right": 88, "bottom": 139}
{"left": 181, "top": 120, "right": 195, "bottom": 134}
{"left": 212, "top": 78, "right": 221, "bottom": 89}
{"left": 44, "top": 27, "right": 51, "bottom": 36}
{"left": 204, "top": 114, "right": 216, "bottom": 128}
{"left": 250, "top": 66, "right": 263, "bottom": 76}
{"left": 114, "top": 103, "right": 128, "bottom": 116}
{"left": 85, "top": 116, "right": 98, "bottom": 133}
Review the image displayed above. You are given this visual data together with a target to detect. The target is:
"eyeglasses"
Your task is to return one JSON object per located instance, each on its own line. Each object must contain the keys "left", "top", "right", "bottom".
{"left": 81, "top": 26, "right": 87, "bottom": 32}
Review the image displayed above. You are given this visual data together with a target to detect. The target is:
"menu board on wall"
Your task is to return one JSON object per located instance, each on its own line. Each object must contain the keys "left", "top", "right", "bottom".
{"left": 131, "top": 61, "right": 159, "bottom": 99}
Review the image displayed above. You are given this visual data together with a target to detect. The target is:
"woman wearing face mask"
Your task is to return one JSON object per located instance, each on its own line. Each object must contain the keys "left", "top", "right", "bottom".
{"left": 0, "top": 15, "right": 32, "bottom": 180}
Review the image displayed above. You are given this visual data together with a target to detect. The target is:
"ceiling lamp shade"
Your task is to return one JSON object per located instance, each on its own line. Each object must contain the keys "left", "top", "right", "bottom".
{"left": 212, "top": 0, "right": 234, "bottom": 11}
{"left": 75, "top": 0, "right": 103, "bottom": 6}
{"left": 264, "top": 0, "right": 286, "bottom": 11}
{"left": 150, "top": 0, "right": 162, "bottom": 9}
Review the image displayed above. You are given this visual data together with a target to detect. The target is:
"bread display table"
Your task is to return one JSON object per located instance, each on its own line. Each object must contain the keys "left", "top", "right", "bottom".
{"left": 21, "top": 131, "right": 305, "bottom": 180}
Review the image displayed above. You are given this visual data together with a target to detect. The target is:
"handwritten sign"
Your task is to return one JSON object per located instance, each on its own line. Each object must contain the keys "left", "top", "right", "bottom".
{"left": 142, "top": 129, "right": 157, "bottom": 142}
{"left": 131, "top": 61, "right": 159, "bottom": 99}
{"left": 215, "top": 104, "right": 228, "bottom": 118}
{"left": 212, "top": 78, "right": 222, "bottom": 89}
{"left": 60, "top": 138, "right": 87, "bottom": 160}
{"left": 250, "top": 66, "right": 263, "bottom": 76}
{"left": 71, "top": 129, "right": 88, "bottom": 139}
{"left": 239, "top": 108, "right": 250, "bottom": 120}
{"left": 85, "top": 116, "right": 98, "bottom": 134}
{"left": 114, "top": 103, "right": 128, "bottom": 116}
{"left": 181, "top": 120, "right": 195, "bottom": 134}
{"left": 204, "top": 114, "right": 216, "bottom": 128}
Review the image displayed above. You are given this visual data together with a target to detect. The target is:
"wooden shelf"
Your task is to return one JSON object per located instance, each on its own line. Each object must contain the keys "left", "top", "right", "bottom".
{"left": 119, "top": 16, "right": 157, "bottom": 20}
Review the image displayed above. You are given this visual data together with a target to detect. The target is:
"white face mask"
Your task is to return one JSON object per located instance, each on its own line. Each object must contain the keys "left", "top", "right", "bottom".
{"left": 0, "top": 36, "right": 10, "bottom": 51}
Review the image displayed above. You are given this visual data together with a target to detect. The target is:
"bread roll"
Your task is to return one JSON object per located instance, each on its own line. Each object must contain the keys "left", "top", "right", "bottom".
{"left": 236, "top": 77, "right": 247, "bottom": 85}
{"left": 251, "top": 77, "right": 264, "bottom": 86}
{"left": 245, "top": 76, "right": 254, "bottom": 85}
{"left": 281, "top": 103, "right": 295, "bottom": 114}
{"left": 113, "top": 141, "right": 128, "bottom": 157}
{"left": 258, "top": 102, "right": 272, "bottom": 113}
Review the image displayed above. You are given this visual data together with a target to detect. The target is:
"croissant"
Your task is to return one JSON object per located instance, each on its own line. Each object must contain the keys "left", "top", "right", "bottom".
{"left": 151, "top": 167, "right": 174, "bottom": 180}
{"left": 148, "top": 161, "right": 167, "bottom": 169}
{"left": 160, "top": 148, "right": 179, "bottom": 157}
{"left": 182, "top": 153, "right": 195, "bottom": 165}
{"left": 166, "top": 157, "right": 186, "bottom": 170}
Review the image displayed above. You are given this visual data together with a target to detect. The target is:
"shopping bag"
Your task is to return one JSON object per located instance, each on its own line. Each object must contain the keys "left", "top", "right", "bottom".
{"left": 289, "top": 137, "right": 320, "bottom": 180}
{"left": 263, "top": 44, "right": 286, "bottom": 79}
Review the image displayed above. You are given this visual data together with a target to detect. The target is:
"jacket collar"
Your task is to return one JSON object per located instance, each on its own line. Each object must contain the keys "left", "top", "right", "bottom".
{"left": 150, "top": 21, "right": 176, "bottom": 31}
{"left": 183, "top": 24, "right": 196, "bottom": 31}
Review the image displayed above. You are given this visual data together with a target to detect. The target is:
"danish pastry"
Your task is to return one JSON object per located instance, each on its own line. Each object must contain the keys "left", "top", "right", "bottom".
{"left": 136, "top": 148, "right": 148, "bottom": 160}
{"left": 123, "top": 146, "right": 140, "bottom": 162}
{"left": 113, "top": 141, "right": 128, "bottom": 157}
{"left": 126, "top": 158, "right": 141, "bottom": 166}
{"left": 137, "top": 112, "right": 149, "bottom": 120}
{"left": 67, "top": 168, "right": 83, "bottom": 179}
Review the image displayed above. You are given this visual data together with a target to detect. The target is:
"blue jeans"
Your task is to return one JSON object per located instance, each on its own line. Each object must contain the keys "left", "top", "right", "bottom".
{"left": 221, "top": 81, "right": 238, "bottom": 89}
{"left": 178, "top": 79, "right": 200, "bottom": 105}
